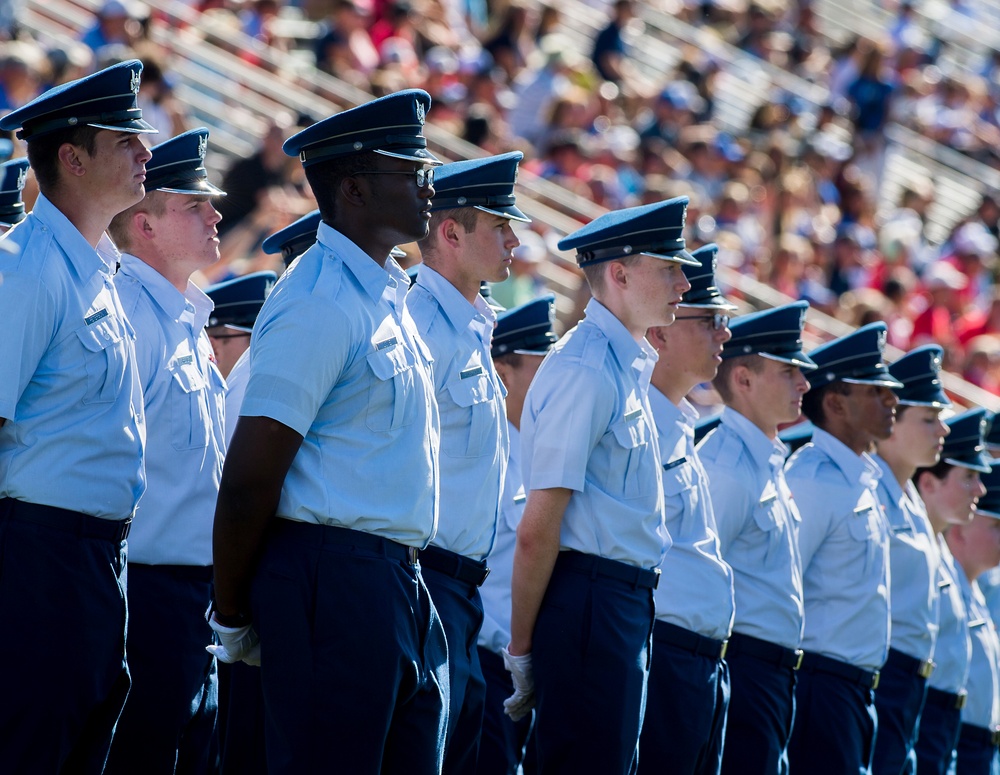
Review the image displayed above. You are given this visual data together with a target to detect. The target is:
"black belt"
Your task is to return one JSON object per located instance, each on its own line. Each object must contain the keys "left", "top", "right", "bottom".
{"left": 273, "top": 518, "right": 419, "bottom": 565}
{"left": 557, "top": 550, "right": 660, "bottom": 590}
{"left": 926, "top": 686, "right": 967, "bottom": 710}
{"left": 885, "top": 647, "right": 935, "bottom": 679}
{"left": 0, "top": 497, "right": 131, "bottom": 542}
{"left": 961, "top": 723, "right": 1000, "bottom": 747}
{"left": 727, "top": 632, "right": 803, "bottom": 670}
{"left": 420, "top": 545, "right": 490, "bottom": 587}
{"left": 654, "top": 620, "right": 728, "bottom": 660}
{"left": 799, "top": 652, "right": 880, "bottom": 690}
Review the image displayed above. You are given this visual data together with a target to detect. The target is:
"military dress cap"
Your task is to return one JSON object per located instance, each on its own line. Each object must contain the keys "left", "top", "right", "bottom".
{"left": 491, "top": 294, "right": 557, "bottom": 358}
{"left": 987, "top": 411, "right": 1000, "bottom": 450}
{"left": 975, "top": 463, "right": 1000, "bottom": 518}
{"left": 941, "top": 408, "right": 993, "bottom": 473}
{"left": 806, "top": 322, "right": 903, "bottom": 389}
{"left": 694, "top": 412, "right": 722, "bottom": 445}
{"left": 0, "top": 59, "right": 157, "bottom": 141}
{"left": 678, "top": 243, "right": 737, "bottom": 309}
{"left": 428, "top": 151, "right": 530, "bottom": 223}
{"left": 0, "top": 138, "right": 13, "bottom": 163}
{"left": 206, "top": 271, "right": 277, "bottom": 332}
{"left": 888, "top": 345, "right": 951, "bottom": 408}
{"left": 283, "top": 89, "right": 442, "bottom": 168}
{"left": 144, "top": 128, "right": 225, "bottom": 197}
{"left": 479, "top": 280, "right": 505, "bottom": 312}
{"left": 262, "top": 209, "right": 322, "bottom": 266}
{"left": 557, "top": 197, "right": 700, "bottom": 268}
{"left": 722, "top": 301, "right": 817, "bottom": 369}
{"left": 0, "top": 158, "right": 29, "bottom": 226}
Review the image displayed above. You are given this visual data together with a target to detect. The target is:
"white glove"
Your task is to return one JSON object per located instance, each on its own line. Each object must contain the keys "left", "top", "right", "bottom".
{"left": 206, "top": 611, "right": 261, "bottom": 666}
{"left": 502, "top": 646, "right": 535, "bottom": 722}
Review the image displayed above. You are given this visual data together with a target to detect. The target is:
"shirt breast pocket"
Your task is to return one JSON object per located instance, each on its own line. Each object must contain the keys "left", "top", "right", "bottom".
{"left": 366, "top": 344, "right": 417, "bottom": 432}
{"left": 753, "top": 492, "right": 783, "bottom": 564}
{"left": 75, "top": 316, "right": 128, "bottom": 405}
{"left": 605, "top": 413, "right": 657, "bottom": 501}
{"left": 847, "top": 506, "right": 881, "bottom": 571}
{"left": 661, "top": 467, "right": 697, "bottom": 535}
{"left": 442, "top": 373, "right": 496, "bottom": 458}
{"left": 169, "top": 362, "right": 210, "bottom": 450}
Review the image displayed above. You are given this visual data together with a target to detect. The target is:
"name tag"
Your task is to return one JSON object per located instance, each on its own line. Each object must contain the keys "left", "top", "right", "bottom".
{"left": 854, "top": 504, "right": 873, "bottom": 514}
{"left": 85, "top": 308, "right": 109, "bottom": 326}
{"left": 460, "top": 365, "right": 484, "bottom": 380}
{"left": 970, "top": 618, "right": 987, "bottom": 629}
{"left": 176, "top": 354, "right": 194, "bottom": 366}
{"left": 663, "top": 456, "right": 687, "bottom": 471}
{"left": 938, "top": 580, "right": 952, "bottom": 590}
{"left": 623, "top": 408, "right": 643, "bottom": 422}
{"left": 892, "top": 525, "right": 913, "bottom": 534}
{"left": 759, "top": 482, "right": 778, "bottom": 505}
{"left": 513, "top": 493, "right": 526, "bottom": 505}
{"left": 375, "top": 336, "right": 398, "bottom": 352}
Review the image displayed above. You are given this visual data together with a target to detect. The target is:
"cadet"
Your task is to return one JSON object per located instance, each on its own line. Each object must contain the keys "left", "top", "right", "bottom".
{"left": 0, "top": 156, "right": 29, "bottom": 232}
{"left": 637, "top": 243, "right": 736, "bottom": 775}
{"left": 103, "top": 127, "right": 228, "bottom": 774}
{"left": 0, "top": 59, "right": 155, "bottom": 773}
{"left": 785, "top": 323, "right": 901, "bottom": 775}
{"left": 477, "top": 294, "right": 558, "bottom": 775}
{"left": 870, "top": 345, "right": 951, "bottom": 775}
{"left": 506, "top": 198, "right": 696, "bottom": 774}
{"left": 913, "top": 410, "right": 989, "bottom": 774}
{"left": 205, "top": 270, "right": 276, "bottom": 379}
{"left": 700, "top": 301, "right": 816, "bottom": 774}
{"left": 210, "top": 89, "right": 448, "bottom": 773}
{"left": 406, "top": 152, "right": 525, "bottom": 772}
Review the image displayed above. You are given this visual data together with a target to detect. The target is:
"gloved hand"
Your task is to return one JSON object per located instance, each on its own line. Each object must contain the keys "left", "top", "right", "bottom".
{"left": 206, "top": 610, "right": 261, "bottom": 666}
{"left": 502, "top": 646, "right": 535, "bottom": 722}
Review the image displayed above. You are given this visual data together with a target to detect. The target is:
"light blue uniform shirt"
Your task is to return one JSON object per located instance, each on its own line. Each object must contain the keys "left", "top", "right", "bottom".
{"left": 957, "top": 573, "right": 1000, "bottom": 730}
{"left": 979, "top": 566, "right": 1000, "bottom": 629}
{"left": 521, "top": 298, "right": 669, "bottom": 569}
{"left": 479, "top": 421, "right": 523, "bottom": 654}
{"left": 407, "top": 265, "right": 508, "bottom": 561}
{"left": 649, "top": 389, "right": 733, "bottom": 640}
{"left": 928, "top": 538, "right": 972, "bottom": 695}
{"left": 241, "top": 223, "right": 439, "bottom": 547}
{"left": 785, "top": 427, "right": 891, "bottom": 670}
{"left": 115, "top": 254, "right": 227, "bottom": 566}
{"left": 224, "top": 348, "right": 249, "bottom": 446}
{"left": 873, "top": 453, "right": 940, "bottom": 663}
{"left": 0, "top": 193, "right": 145, "bottom": 520}
{"left": 699, "top": 407, "right": 805, "bottom": 649}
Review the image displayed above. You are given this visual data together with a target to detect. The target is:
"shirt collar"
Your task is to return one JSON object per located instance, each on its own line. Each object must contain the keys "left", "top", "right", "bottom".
{"left": 415, "top": 264, "right": 497, "bottom": 343}
{"left": 721, "top": 406, "right": 787, "bottom": 470}
{"left": 119, "top": 252, "right": 213, "bottom": 329}
{"left": 872, "top": 453, "right": 905, "bottom": 503}
{"left": 317, "top": 221, "right": 395, "bottom": 305}
{"left": 812, "top": 426, "right": 882, "bottom": 487}
{"left": 584, "top": 297, "right": 657, "bottom": 389}
{"left": 32, "top": 192, "right": 119, "bottom": 278}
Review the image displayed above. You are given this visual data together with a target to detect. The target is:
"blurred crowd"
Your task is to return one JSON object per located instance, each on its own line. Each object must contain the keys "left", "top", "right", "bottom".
{"left": 5, "top": 0, "right": 1000, "bottom": 392}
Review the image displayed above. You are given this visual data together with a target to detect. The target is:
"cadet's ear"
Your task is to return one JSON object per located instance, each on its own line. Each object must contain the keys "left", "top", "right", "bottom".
{"left": 645, "top": 324, "right": 668, "bottom": 351}
{"left": 57, "top": 142, "right": 86, "bottom": 178}
{"left": 339, "top": 174, "right": 367, "bottom": 209}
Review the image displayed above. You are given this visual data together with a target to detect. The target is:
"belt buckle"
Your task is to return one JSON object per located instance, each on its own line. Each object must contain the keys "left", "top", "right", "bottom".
{"left": 793, "top": 649, "right": 804, "bottom": 671}
{"left": 407, "top": 546, "right": 419, "bottom": 566}
{"left": 871, "top": 670, "right": 880, "bottom": 691}
{"left": 719, "top": 640, "right": 728, "bottom": 660}
{"left": 651, "top": 568, "right": 661, "bottom": 590}
{"left": 118, "top": 518, "right": 132, "bottom": 542}
{"left": 479, "top": 566, "right": 491, "bottom": 586}
{"left": 919, "top": 659, "right": 935, "bottom": 679}
{"left": 957, "top": 691, "right": 968, "bottom": 710}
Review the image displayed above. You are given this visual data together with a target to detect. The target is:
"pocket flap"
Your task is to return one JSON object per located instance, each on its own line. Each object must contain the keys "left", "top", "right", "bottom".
{"left": 611, "top": 413, "right": 650, "bottom": 449}
{"left": 76, "top": 317, "right": 122, "bottom": 352}
{"left": 366, "top": 343, "right": 415, "bottom": 381}
{"left": 170, "top": 361, "right": 208, "bottom": 393}
{"left": 446, "top": 372, "right": 494, "bottom": 407}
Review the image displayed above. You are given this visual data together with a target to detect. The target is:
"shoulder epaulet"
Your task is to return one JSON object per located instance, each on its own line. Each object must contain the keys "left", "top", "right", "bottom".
{"left": 579, "top": 329, "right": 610, "bottom": 371}
{"left": 114, "top": 273, "right": 143, "bottom": 319}
{"left": 712, "top": 428, "right": 746, "bottom": 469}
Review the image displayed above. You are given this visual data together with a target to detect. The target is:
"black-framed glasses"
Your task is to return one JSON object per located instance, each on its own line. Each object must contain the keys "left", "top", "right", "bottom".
{"left": 673, "top": 312, "right": 731, "bottom": 331}
{"left": 353, "top": 167, "right": 435, "bottom": 188}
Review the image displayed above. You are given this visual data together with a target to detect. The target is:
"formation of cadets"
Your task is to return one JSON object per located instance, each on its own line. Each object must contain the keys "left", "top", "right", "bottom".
{"left": 5, "top": 57, "right": 1000, "bottom": 775}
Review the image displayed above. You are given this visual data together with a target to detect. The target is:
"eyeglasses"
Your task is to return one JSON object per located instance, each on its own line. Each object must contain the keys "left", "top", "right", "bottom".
{"left": 673, "top": 312, "right": 731, "bottom": 331}
{"left": 207, "top": 332, "right": 251, "bottom": 340}
{"left": 353, "top": 167, "right": 435, "bottom": 188}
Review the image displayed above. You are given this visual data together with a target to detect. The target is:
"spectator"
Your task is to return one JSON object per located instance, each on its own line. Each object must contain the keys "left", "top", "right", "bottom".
{"left": 590, "top": 0, "right": 633, "bottom": 84}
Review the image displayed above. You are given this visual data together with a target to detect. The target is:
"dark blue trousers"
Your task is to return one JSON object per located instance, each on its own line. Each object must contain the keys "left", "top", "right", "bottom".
{"left": 872, "top": 649, "right": 930, "bottom": 775}
{"left": 720, "top": 639, "right": 798, "bottom": 775}
{"left": 104, "top": 564, "right": 218, "bottom": 775}
{"left": 421, "top": 566, "right": 487, "bottom": 775}
{"left": 914, "top": 688, "right": 964, "bottom": 774}
{"left": 788, "top": 659, "right": 878, "bottom": 775}
{"left": 476, "top": 646, "right": 534, "bottom": 775}
{"left": 217, "top": 661, "right": 268, "bottom": 775}
{"left": 532, "top": 552, "right": 655, "bottom": 775}
{"left": 637, "top": 622, "right": 730, "bottom": 775}
{"left": 0, "top": 498, "right": 130, "bottom": 775}
{"left": 251, "top": 519, "right": 448, "bottom": 774}
{"left": 955, "top": 724, "right": 1000, "bottom": 775}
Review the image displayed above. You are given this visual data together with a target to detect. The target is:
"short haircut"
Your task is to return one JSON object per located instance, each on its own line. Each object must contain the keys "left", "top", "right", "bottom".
{"left": 914, "top": 458, "right": 953, "bottom": 487}
{"left": 27, "top": 125, "right": 101, "bottom": 193}
{"left": 303, "top": 151, "right": 378, "bottom": 223}
{"left": 800, "top": 380, "right": 850, "bottom": 428}
{"left": 712, "top": 353, "right": 764, "bottom": 404}
{"left": 108, "top": 189, "right": 169, "bottom": 252}
{"left": 420, "top": 206, "right": 480, "bottom": 254}
{"left": 582, "top": 253, "right": 641, "bottom": 294}
{"left": 493, "top": 351, "right": 523, "bottom": 370}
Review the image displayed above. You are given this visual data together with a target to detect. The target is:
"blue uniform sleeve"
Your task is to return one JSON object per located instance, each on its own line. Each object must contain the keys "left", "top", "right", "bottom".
{"left": 0, "top": 272, "right": 55, "bottom": 420}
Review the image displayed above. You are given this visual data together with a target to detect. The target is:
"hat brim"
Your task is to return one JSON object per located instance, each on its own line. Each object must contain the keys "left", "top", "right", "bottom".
{"left": 643, "top": 247, "right": 700, "bottom": 267}
{"left": 475, "top": 204, "right": 531, "bottom": 224}
{"left": 207, "top": 323, "right": 254, "bottom": 334}
{"left": 897, "top": 396, "right": 952, "bottom": 409}
{"left": 760, "top": 351, "right": 818, "bottom": 370}
{"left": 374, "top": 147, "right": 443, "bottom": 165}
{"left": 942, "top": 453, "right": 993, "bottom": 474}
{"left": 156, "top": 181, "right": 228, "bottom": 197}
{"left": 89, "top": 118, "right": 159, "bottom": 135}
{"left": 677, "top": 299, "right": 739, "bottom": 311}
{"left": 975, "top": 507, "right": 1000, "bottom": 519}
{"left": 841, "top": 374, "right": 905, "bottom": 389}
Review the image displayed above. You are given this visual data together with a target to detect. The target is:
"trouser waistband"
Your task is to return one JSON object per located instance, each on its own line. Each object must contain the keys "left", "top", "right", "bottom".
{"left": 0, "top": 497, "right": 131, "bottom": 542}
{"left": 654, "top": 620, "right": 728, "bottom": 660}
{"left": 925, "top": 686, "right": 967, "bottom": 710}
{"left": 799, "top": 652, "right": 879, "bottom": 690}
{"left": 419, "top": 544, "right": 490, "bottom": 587}
{"left": 556, "top": 550, "right": 660, "bottom": 590}
{"left": 885, "top": 647, "right": 935, "bottom": 679}
{"left": 272, "top": 518, "right": 419, "bottom": 565}
{"left": 727, "top": 631, "right": 803, "bottom": 670}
